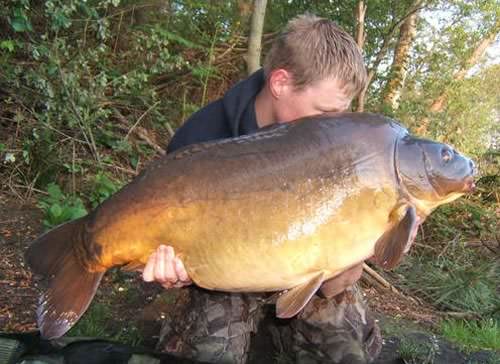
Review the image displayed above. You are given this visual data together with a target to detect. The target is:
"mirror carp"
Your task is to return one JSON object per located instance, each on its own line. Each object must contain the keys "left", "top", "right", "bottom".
{"left": 25, "top": 112, "right": 476, "bottom": 339}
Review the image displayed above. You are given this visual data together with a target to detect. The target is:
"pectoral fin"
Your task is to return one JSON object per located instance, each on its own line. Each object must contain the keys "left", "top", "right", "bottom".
{"left": 374, "top": 205, "right": 418, "bottom": 270}
{"left": 276, "top": 271, "right": 325, "bottom": 319}
{"left": 122, "top": 261, "right": 145, "bottom": 272}
{"left": 320, "top": 263, "right": 363, "bottom": 298}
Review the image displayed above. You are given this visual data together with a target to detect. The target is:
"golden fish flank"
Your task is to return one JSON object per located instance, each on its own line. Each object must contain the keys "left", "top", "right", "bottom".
{"left": 272, "top": 181, "right": 353, "bottom": 246}
{"left": 25, "top": 112, "right": 476, "bottom": 339}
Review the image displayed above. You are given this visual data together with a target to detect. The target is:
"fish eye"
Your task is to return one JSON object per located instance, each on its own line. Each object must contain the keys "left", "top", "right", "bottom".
{"left": 441, "top": 147, "right": 453, "bottom": 163}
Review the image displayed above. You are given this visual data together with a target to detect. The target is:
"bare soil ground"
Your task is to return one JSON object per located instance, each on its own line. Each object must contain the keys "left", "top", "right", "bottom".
{"left": 0, "top": 193, "right": 165, "bottom": 345}
{"left": 0, "top": 193, "right": 40, "bottom": 333}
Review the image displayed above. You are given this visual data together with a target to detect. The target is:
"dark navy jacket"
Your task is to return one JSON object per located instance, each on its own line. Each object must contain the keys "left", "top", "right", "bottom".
{"left": 167, "top": 69, "right": 264, "bottom": 153}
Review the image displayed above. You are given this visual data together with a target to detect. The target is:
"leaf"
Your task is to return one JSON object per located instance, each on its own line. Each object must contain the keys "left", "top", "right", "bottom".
{"left": 70, "top": 205, "right": 88, "bottom": 219}
{"left": 47, "top": 64, "right": 58, "bottom": 76}
{"left": 130, "top": 155, "right": 138, "bottom": 169}
{"left": 10, "top": 18, "right": 30, "bottom": 32}
{"left": 0, "top": 40, "right": 15, "bottom": 52}
{"left": 49, "top": 203, "right": 63, "bottom": 218}
{"left": 163, "top": 30, "right": 202, "bottom": 49}
{"left": 46, "top": 183, "right": 63, "bottom": 199}
{"left": 9, "top": 8, "right": 32, "bottom": 32}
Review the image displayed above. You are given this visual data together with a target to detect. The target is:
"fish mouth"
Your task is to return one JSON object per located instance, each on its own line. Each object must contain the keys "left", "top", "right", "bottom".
{"left": 458, "top": 157, "right": 477, "bottom": 193}
{"left": 462, "top": 176, "right": 476, "bottom": 193}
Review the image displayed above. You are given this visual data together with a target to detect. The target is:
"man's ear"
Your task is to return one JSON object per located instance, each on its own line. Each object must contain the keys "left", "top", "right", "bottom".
{"left": 268, "top": 69, "right": 293, "bottom": 99}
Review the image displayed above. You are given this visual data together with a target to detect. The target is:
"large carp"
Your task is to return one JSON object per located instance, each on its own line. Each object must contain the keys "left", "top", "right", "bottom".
{"left": 26, "top": 113, "right": 475, "bottom": 339}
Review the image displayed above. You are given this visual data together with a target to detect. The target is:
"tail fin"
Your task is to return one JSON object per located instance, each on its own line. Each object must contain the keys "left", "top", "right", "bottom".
{"left": 25, "top": 218, "right": 104, "bottom": 339}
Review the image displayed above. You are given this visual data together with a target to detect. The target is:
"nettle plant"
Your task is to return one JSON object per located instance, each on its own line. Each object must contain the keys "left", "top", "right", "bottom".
{"left": 37, "top": 183, "right": 87, "bottom": 229}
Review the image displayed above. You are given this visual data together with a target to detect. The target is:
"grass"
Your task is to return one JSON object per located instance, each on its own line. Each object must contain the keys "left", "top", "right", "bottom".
{"left": 67, "top": 302, "right": 110, "bottom": 338}
{"left": 397, "top": 337, "right": 437, "bottom": 364}
{"left": 67, "top": 301, "right": 144, "bottom": 346}
{"left": 396, "top": 249, "right": 499, "bottom": 316}
{"left": 392, "top": 190, "right": 499, "bottom": 360}
{"left": 65, "top": 270, "right": 146, "bottom": 347}
{"left": 395, "top": 195, "right": 499, "bottom": 318}
{"left": 441, "top": 318, "right": 500, "bottom": 353}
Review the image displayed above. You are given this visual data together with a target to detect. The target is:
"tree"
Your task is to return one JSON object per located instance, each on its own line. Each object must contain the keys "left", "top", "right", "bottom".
{"left": 246, "top": 0, "right": 268, "bottom": 75}
{"left": 382, "top": 10, "right": 419, "bottom": 111}
{"left": 356, "top": 0, "right": 427, "bottom": 112}
{"left": 417, "top": 20, "right": 500, "bottom": 133}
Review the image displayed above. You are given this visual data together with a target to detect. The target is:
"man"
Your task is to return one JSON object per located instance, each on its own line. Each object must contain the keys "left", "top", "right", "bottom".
{"left": 143, "top": 14, "right": 381, "bottom": 364}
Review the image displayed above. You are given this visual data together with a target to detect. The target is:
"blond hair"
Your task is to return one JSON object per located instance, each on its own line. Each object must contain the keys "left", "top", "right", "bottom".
{"left": 263, "top": 14, "right": 367, "bottom": 97}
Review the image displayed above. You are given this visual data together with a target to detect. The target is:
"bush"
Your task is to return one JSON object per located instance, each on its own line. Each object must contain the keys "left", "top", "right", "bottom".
{"left": 37, "top": 183, "right": 87, "bottom": 228}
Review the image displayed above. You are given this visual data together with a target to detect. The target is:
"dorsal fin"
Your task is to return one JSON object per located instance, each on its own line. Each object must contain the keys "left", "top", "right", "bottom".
{"left": 172, "top": 124, "right": 290, "bottom": 160}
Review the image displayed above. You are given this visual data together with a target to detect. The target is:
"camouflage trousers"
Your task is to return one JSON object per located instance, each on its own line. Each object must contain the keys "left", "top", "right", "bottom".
{"left": 156, "top": 284, "right": 382, "bottom": 364}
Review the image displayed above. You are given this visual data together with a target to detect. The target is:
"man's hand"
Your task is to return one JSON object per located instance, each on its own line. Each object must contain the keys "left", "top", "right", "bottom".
{"left": 142, "top": 245, "right": 192, "bottom": 289}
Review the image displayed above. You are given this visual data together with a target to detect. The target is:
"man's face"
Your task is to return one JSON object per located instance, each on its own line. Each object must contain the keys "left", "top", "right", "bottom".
{"left": 273, "top": 76, "right": 353, "bottom": 123}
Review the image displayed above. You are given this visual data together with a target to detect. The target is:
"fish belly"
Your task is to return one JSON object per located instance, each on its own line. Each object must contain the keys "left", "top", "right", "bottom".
{"left": 174, "top": 188, "right": 395, "bottom": 293}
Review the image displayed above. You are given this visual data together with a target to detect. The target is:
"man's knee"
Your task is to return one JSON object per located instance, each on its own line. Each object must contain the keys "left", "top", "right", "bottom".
{"left": 157, "top": 288, "right": 263, "bottom": 364}
{"left": 290, "top": 285, "right": 382, "bottom": 364}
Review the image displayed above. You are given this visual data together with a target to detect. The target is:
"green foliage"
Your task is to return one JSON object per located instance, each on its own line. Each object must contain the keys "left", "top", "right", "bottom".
{"left": 441, "top": 318, "right": 500, "bottom": 352}
{"left": 67, "top": 301, "right": 144, "bottom": 346}
{"left": 397, "top": 207, "right": 500, "bottom": 313}
{"left": 0, "top": 0, "right": 198, "bottom": 187}
{"left": 0, "top": 39, "right": 15, "bottom": 52}
{"left": 399, "top": 64, "right": 500, "bottom": 157}
{"left": 397, "top": 242, "right": 499, "bottom": 316}
{"left": 67, "top": 302, "right": 110, "bottom": 338}
{"left": 37, "top": 183, "right": 87, "bottom": 228}
{"left": 89, "top": 172, "right": 121, "bottom": 208}
{"left": 8, "top": 0, "right": 33, "bottom": 33}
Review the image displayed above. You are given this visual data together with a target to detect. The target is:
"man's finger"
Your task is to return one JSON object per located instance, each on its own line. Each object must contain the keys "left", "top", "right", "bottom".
{"left": 155, "top": 245, "right": 168, "bottom": 281}
{"left": 174, "top": 257, "right": 190, "bottom": 283}
{"left": 164, "top": 246, "right": 176, "bottom": 283}
{"left": 142, "top": 250, "right": 157, "bottom": 282}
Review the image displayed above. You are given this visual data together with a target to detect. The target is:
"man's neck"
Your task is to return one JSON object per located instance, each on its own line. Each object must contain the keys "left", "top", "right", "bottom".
{"left": 255, "top": 87, "right": 276, "bottom": 128}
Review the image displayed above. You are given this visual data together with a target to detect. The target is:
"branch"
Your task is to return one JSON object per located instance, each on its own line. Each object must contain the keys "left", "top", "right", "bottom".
{"left": 356, "top": 0, "right": 427, "bottom": 111}
{"left": 355, "top": 1, "right": 367, "bottom": 50}
{"left": 418, "top": 23, "right": 500, "bottom": 132}
{"left": 362, "top": 263, "right": 400, "bottom": 294}
{"left": 113, "top": 109, "right": 166, "bottom": 156}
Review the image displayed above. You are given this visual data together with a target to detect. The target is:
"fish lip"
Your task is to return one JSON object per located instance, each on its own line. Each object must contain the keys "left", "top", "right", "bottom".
{"left": 463, "top": 176, "right": 476, "bottom": 193}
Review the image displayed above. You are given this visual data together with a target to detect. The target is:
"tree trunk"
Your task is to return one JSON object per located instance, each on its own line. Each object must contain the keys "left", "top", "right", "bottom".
{"left": 417, "top": 26, "right": 499, "bottom": 133}
{"left": 355, "top": 1, "right": 367, "bottom": 50}
{"left": 356, "top": 0, "right": 426, "bottom": 112}
{"left": 382, "top": 11, "right": 419, "bottom": 111}
{"left": 246, "top": 0, "right": 268, "bottom": 75}
{"left": 353, "top": 1, "right": 367, "bottom": 112}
